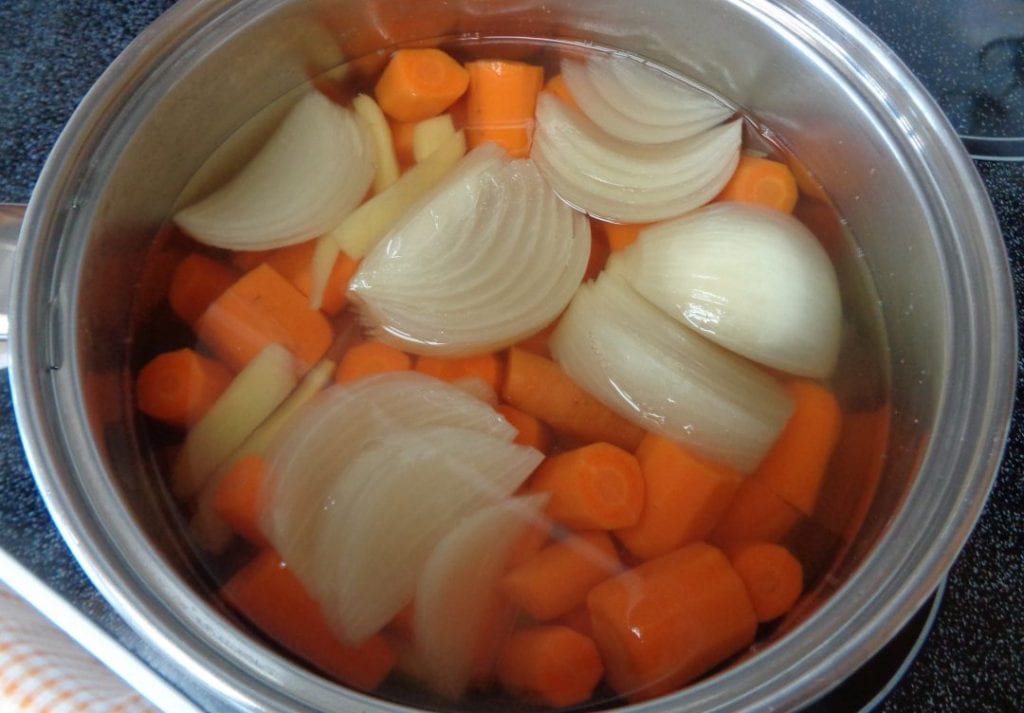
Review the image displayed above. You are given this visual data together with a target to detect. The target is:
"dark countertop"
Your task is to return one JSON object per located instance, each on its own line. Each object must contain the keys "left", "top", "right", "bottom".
{"left": 0, "top": 1, "right": 1021, "bottom": 711}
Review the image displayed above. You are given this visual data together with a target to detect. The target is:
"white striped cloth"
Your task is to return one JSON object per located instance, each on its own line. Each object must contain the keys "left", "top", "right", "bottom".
{"left": 0, "top": 582, "right": 155, "bottom": 713}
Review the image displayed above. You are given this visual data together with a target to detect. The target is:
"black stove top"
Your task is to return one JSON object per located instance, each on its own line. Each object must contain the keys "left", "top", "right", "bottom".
{"left": 0, "top": 1, "right": 1022, "bottom": 711}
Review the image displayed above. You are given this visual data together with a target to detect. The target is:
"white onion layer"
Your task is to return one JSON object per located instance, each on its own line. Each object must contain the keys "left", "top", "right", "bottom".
{"left": 349, "top": 143, "right": 591, "bottom": 356}
{"left": 612, "top": 203, "right": 842, "bottom": 378}
{"left": 531, "top": 92, "right": 742, "bottom": 223}
{"left": 550, "top": 272, "right": 792, "bottom": 474}
{"left": 561, "top": 55, "right": 733, "bottom": 144}
{"left": 262, "top": 372, "right": 516, "bottom": 577}
{"left": 174, "top": 91, "right": 374, "bottom": 250}
{"left": 413, "top": 494, "right": 549, "bottom": 699}
{"left": 323, "top": 426, "right": 543, "bottom": 644}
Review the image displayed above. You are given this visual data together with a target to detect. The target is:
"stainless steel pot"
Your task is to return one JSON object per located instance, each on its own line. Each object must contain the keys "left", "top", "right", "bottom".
{"left": 3, "top": 0, "right": 1016, "bottom": 711}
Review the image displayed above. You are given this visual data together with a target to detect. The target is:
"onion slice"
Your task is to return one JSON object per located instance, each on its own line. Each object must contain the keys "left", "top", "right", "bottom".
{"left": 349, "top": 143, "right": 591, "bottom": 356}
{"left": 172, "top": 343, "right": 297, "bottom": 499}
{"left": 561, "top": 55, "right": 733, "bottom": 144}
{"left": 550, "top": 272, "right": 792, "bottom": 474}
{"left": 612, "top": 203, "right": 842, "bottom": 378}
{"left": 262, "top": 372, "right": 516, "bottom": 577}
{"left": 531, "top": 92, "right": 742, "bottom": 223}
{"left": 413, "top": 494, "right": 549, "bottom": 699}
{"left": 174, "top": 91, "right": 374, "bottom": 250}
{"left": 321, "top": 426, "right": 543, "bottom": 644}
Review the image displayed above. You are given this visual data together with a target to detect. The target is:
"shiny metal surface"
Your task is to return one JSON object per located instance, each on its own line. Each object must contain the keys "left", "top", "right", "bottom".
{"left": 0, "top": 204, "right": 23, "bottom": 370}
{"left": 6, "top": 0, "right": 1016, "bottom": 711}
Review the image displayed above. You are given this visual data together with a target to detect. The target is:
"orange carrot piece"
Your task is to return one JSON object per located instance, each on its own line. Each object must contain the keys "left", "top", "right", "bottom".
{"left": 544, "top": 73, "right": 580, "bottom": 112}
{"left": 585, "top": 229, "right": 610, "bottom": 280}
{"left": 603, "top": 222, "right": 647, "bottom": 252}
{"left": 374, "top": 48, "right": 470, "bottom": 122}
{"left": 615, "top": 434, "right": 742, "bottom": 560}
{"left": 231, "top": 249, "right": 271, "bottom": 273}
{"left": 168, "top": 254, "right": 237, "bottom": 326}
{"left": 586, "top": 542, "right": 757, "bottom": 701}
{"left": 725, "top": 542, "right": 804, "bottom": 623}
{"left": 222, "top": 550, "right": 397, "bottom": 691}
{"left": 241, "top": 240, "right": 358, "bottom": 317}
{"left": 390, "top": 118, "right": 418, "bottom": 168}
{"left": 335, "top": 342, "right": 412, "bottom": 384}
{"left": 415, "top": 353, "right": 503, "bottom": 393}
{"left": 512, "top": 322, "right": 557, "bottom": 358}
{"left": 505, "top": 518, "right": 552, "bottom": 570}
{"left": 136, "top": 348, "right": 232, "bottom": 427}
{"left": 715, "top": 155, "right": 799, "bottom": 214}
{"left": 196, "top": 263, "right": 334, "bottom": 373}
{"left": 496, "top": 625, "right": 604, "bottom": 708}
{"left": 465, "top": 60, "right": 544, "bottom": 157}
{"left": 471, "top": 596, "right": 520, "bottom": 689}
{"left": 495, "top": 404, "right": 550, "bottom": 453}
{"left": 528, "top": 443, "right": 644, "bottom": 530}
{"left": 709, "top": 477, "right": 802, "bottom": 548}
{"left": 558, "top": 605, "right": 593, "bottom": 638}
{"left": 752, "top": 380, "right": 842, "bottom": 516}
{"left": 211, "top": 455, "right": 270, "bottom": 546}
{"left": 502, "top": 531, "right": 621, "bottom": 621}
{"left": 502, "top": 348, "right": 645, "bottom": 451}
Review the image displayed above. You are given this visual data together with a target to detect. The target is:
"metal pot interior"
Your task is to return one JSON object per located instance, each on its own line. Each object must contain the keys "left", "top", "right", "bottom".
{"left": 10, "top": 0, "right": 1014, "bottom": 711}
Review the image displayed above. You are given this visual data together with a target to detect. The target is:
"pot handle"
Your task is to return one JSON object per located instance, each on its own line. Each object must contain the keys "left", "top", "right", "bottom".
{"left": 0, "top": 204, "right": 24, "bottom": 371}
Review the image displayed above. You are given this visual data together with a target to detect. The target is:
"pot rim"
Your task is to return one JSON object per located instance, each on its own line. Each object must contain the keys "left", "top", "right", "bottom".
{"left": 8, "top": 0, "right": 1017, "bottom": 711}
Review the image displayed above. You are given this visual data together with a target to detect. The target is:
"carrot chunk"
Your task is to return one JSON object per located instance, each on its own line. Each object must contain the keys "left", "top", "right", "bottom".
{"left": 752, "top": 380, "right": 842, "bottom": 516}
{"left": 544, "top": 73, "right": 580, "bottom": 112}
{"left": 465, "top": 60, "right": 544, "bottom": 157}
{"left": 375, "top": 48, "right": 470, "bottom": 122}
{"left": 495, "top": 404, "right": 550, "bottom": 452}
{"left": 502, "top": 348, "right": 645, "bottom": 451}
{"left": 211, "top": 455, "right": 270, "bottom": 546}
{"left": 221, "top": 550, "right": 397, "bottom": 691}
{"left": 496, "top": 625, "right": 604, "bottom": 708}
{"left": 471, "top": 596, "right": 520, "bottom": 689}
{"left": 585, "top": 228, "right": 610, "bottom": 280}
{"left": 196, "top": 263, "right": 333, "bottom": 373}
{"left": 709, "top": 477, "right": 802, "bottom": 548}
{"left": 725, "top": 541, "right": 804, "bottom": 622}
{"left": 502, "top": 531, "right": 621, "bottom": 621}
{"left": 512, "top": 322, "right": 557, "bottom": 358}
{"left": 415, "top": 353, "right": 503, "bottom": 393}
{"left": 602, "top": 222, "right": 648, "bottom": 252}
{"left": 236, "top": 240, "right": 359, "bottom": 316}
{"left": 528, "top": 443, "right": 644, "bottom": 530}
{"left": 168, "top": 254, "right": 237, "bottom": 326}
{"left": 335, "top": 342, "right": 412, "bottom": 384}
{"left": 558, "top": 605, "right": 593, "bottom": 638}
{"left": 586, "top": 542, "right": 757, "bottom": 701}
{"left": 715, "top": 155, "right": 799, "bottom": 214}
{"left": 136, "top": 348, "right": 232, "bottom": 427}
{"left": 616, "top": 434, "right": 742, "bottom": 560}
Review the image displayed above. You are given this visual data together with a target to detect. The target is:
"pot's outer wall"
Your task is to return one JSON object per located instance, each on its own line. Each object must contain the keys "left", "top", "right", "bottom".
{"left": 0, "top": 1, "right": 1020, "bottom": 712}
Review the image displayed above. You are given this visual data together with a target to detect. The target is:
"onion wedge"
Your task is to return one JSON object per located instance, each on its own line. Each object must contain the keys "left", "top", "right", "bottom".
{"left": 550, "top": 272, "right": 792, "bottom": 474}
{"left": 349, "top": 143, "right": 591, "bottom": 356}
{"left": 561, "top": 55, "right": 734, "bottom": 144}
{"left": 612, "top": 203, "right": 842, "bottom": 378}
{"left": 173, "top": 91, "right": 374, "bottom": 250}
{"left": 262, "top": 372, "right": 516, "bottom": 578}
{"left": 320, "top": 426, "right": 543, "bottom": 644}
{"left": 413, "top": 494, "right": 549, "bottom": 699}
{"left": 531, "top": 92, "right": 741, "bottom": 223}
